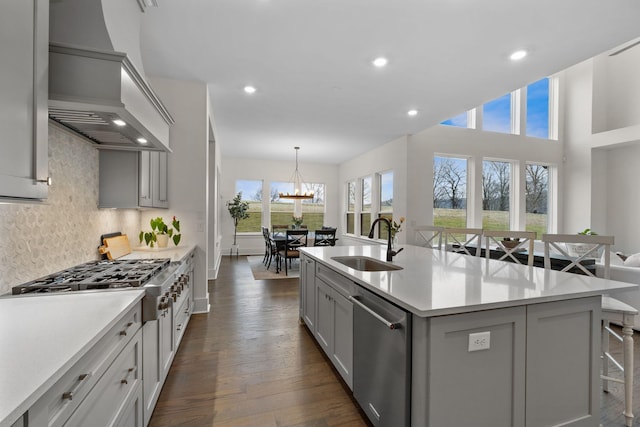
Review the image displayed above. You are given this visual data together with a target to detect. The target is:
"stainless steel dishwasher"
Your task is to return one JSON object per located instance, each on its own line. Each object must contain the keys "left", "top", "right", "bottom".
{"left": 351, "top": 287, "right": 411, "bottom": 427}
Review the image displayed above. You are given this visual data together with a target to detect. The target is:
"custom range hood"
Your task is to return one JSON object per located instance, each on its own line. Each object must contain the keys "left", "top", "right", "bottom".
{"left": 48, "top": 0, "right": 174, "bottom": 152}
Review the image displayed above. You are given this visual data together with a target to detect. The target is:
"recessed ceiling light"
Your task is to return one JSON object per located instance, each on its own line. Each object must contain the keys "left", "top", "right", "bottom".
{"left": 244, "top": 85, "right": 256, "bottom": 94}
{"left": 510, "top": 50, "right": 527, "bottom": 61}
{"left": 372, "top": 57, "right": 388, "bottom": 67}
{"left": 407, "top": 109, "right": 418, "bottom": 116}
{"left": 137, "top": 138, "right": 148, "bottom": 144}
{"left": 112, "top": 119, "right": 126, "bottom": 126}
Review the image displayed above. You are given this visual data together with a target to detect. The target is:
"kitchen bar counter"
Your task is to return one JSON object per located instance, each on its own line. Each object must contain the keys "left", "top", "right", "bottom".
{"left": 300, "top": 244, "right": 637, "bottom": 317}
{"left": 0, "top": 289, "right": 145, "bottom": 426}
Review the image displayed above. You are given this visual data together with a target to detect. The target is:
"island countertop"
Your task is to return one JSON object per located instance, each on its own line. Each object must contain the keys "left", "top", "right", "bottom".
{"left": 300, "top": 244, "right": 638, "bottom": 317}
{"left": 0, "top": 289, "right": 145, "bottom": 427}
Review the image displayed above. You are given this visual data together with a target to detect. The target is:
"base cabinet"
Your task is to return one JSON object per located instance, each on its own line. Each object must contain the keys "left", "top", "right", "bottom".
{"left": 300, "top": 255, "right": 316, "bottom": 330}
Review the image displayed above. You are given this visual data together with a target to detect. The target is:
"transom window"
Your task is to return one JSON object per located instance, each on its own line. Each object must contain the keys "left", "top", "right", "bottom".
{"left": 482, "top": 93, "right": 512, "bottom": 134}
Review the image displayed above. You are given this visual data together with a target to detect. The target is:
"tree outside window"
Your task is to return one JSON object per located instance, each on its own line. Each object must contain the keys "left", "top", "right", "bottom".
{"left": 525, "top": 164, "right": 549, "bottom": 236}
{"left": 433, "top": 156, "right": 467, "bottom": 229}
{"left": 482, "top": 160, "right": 511, "bottom": 231}
{"left": 360, "top": 176, "right": 372, "bottom": 236}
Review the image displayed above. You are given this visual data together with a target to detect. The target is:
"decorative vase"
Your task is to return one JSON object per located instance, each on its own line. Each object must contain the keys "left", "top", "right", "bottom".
{"left": 392, "top": 235, "right": 398, "bottom": 249}
{"left": 156, "top": 234, "right": 169, "bottom": 248}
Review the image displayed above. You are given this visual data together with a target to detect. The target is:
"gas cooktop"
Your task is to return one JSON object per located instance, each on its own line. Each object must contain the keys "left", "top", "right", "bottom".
{"left": 12, "top": 258, "right": 171, "bottom": 295}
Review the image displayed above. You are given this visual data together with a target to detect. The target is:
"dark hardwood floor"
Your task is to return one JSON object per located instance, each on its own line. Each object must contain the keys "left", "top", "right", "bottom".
{"left": 149, "top": 256, "right": 368, "bottom": 426}
{"left": 149, "top": 256, "right": 637, "bottom": 426}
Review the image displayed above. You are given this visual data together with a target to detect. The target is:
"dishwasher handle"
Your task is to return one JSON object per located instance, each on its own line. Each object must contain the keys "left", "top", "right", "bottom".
{"left": 350, "top": 295, "right": 402, "bottom": 330}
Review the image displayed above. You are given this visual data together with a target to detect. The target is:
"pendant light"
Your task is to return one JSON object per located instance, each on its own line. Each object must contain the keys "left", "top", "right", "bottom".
{"left": 279, "top": 146, "right": 314, "bottom": 200}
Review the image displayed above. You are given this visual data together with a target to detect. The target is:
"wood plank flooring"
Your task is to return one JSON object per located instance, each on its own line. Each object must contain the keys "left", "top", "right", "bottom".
{"left": 149, "top": 256, "right": 638, "bottom": 426}
{"left": 149, "top": 256, "right": 368, "bottom": 426}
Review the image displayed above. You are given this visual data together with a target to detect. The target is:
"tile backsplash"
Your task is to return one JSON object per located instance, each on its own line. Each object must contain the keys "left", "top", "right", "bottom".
{"left": 0, "top": 125, "right": 141, "bottom": 295}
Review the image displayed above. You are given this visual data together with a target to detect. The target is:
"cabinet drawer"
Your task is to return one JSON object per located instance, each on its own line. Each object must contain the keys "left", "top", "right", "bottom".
{"left": 29, "top": 304, "right": 141, "bottom": 427}
{"left": 64, "top": 328, "right": 143, "bottom": 427}
{"left": 174, "top": 289, "right": 191, "bottom": 347}
{"left": 316, "top": 263, "right": 355, "bottom": 298}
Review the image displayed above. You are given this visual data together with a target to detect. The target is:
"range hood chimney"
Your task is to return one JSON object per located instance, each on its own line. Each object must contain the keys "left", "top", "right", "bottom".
{"left": 48, "top": 0, "right": 174, "bottom": 152}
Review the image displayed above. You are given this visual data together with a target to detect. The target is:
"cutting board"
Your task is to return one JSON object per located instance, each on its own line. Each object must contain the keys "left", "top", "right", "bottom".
{"left": 98, "top": 235, "right": 132, "bottom": 260}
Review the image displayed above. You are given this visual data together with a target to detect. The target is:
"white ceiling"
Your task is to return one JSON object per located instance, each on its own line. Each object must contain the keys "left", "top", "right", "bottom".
{"left": 139, "top": 0, "right": 640, "bottom": 165}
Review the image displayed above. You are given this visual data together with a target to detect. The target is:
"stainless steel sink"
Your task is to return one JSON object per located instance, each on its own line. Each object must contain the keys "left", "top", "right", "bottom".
{"left": 331, "top": 256, "right": 403, "bottom": 272}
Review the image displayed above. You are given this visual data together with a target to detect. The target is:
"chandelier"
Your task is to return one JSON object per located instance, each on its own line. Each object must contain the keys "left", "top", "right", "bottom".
{"left": 279, "top": 146, "right": 314, "bottom": 200}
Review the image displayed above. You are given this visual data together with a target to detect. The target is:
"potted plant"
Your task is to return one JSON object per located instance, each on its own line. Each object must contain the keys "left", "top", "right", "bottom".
{"left": 567, "top": 228, "right": 600, "bottom": 258}
{"left": 139, "top": 216, "right": 181, "bottom": 248}
{"left": 292, "top": 215, "right": 304, "bottom": 229}
{"left": 226, "top": 192, "right": 250, "bottom": 254}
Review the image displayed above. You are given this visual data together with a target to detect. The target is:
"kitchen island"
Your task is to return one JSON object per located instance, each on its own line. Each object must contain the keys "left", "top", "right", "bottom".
{"left": 299, "top": 244, "right": 638, "bottom": 427}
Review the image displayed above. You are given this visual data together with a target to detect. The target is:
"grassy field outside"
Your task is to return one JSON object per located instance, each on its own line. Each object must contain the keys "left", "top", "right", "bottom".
{"left": 434, "top": 208, "right": 548, "bottom": 239}
{"left": 236, "top": 201, "right": 326, "bottom": 232}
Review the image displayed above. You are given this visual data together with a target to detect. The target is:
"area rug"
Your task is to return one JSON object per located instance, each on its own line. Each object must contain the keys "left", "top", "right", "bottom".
{"left": 247, "top": 256, "right": 300, "bottom": 280}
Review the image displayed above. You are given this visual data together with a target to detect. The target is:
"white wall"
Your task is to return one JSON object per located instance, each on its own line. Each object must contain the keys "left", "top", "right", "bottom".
{"left": 144, "top": 77, "right": 210, "bottom": 314}
{"left": 207, "top": 117, "right": 222, "bottom": 279}
{"left": 220, "top": 157, "right": 339, "bottom": 255}
{"left": 562, "top": 46, "right": 640, "bottom": 253}
{"left": 338, "top": 136, "right": 408, "bottom": 246}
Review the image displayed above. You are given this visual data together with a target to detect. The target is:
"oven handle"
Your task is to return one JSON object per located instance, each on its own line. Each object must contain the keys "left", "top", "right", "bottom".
{"left": 350, "top": 296, "right": 402, "bottom": 330}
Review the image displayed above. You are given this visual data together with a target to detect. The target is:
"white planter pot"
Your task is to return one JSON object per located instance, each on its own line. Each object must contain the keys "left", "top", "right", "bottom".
{"left": 156, "top": 234, "right": 169, "bottom": 248}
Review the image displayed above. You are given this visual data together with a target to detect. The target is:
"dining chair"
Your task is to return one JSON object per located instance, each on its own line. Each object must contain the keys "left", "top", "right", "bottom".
{"left": 542, "top": 233, "right": 636, "bottom": 427}
{"left": 443, "top": 227, "right": 483, "bottom": 256}
{"left": 272, "top": 224, "right": 289, "bottom": 237}
{"left": 277, "top": 229, "right": 308, "bottom": 275}
{"left": 261, "top": 227, "right": 270, "bottom": 265}
{"left": 483, "top": 230, "right": 536, "bottom": 266}
{"left": 414, "top": 225, "right": 444, "bottom": 250}
{"left": 313, "top": 228, "right": 336, "bottom": 247}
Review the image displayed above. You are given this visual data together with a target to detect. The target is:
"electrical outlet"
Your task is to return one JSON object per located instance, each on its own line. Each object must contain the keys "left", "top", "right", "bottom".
{"left": 468, "top": 331, "right": 491, "bottom": 352}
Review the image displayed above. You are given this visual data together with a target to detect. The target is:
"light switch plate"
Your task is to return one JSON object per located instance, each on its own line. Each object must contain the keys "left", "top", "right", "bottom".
{"left": 468, "top": 331, "right": 491, "bottom": 352}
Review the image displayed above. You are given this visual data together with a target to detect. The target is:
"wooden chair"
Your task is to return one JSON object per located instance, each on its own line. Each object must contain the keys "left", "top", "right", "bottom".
{"left": 542, "top": 233, "right": 636, "bottom": 427}
{"left": 261, "top": 227, "right": 271, "bottom": 265}
{"left": 443, "top": 227, "right": 483, "bottom": 256}
{"left": 277, "top": 229, "right": 308, "bottom": 275}
{"left": 414, "top": 225, "right": 444, "bottom": 250}
{"left": 483, "top": 230, "right": 536, "bottom": 266}
{"left": 272, "top": 224, "right": 289, "bottom": 238}
{"left": 313, "top": 228, "right": 336, "bottom": 247}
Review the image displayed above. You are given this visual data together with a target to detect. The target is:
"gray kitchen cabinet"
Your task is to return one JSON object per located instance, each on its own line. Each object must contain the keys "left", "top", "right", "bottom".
{"left": 99, "top": 150, "right": 169, "bottom": 208}
{"left": 0, "top": 0, "right": 49, "bottom": 200}
{"left": 412, "top": 296, "right": 601, "bottom": 427}
{"left": 300, "top": 255, "right": 316, "bottom": 330}
{"left": 314, "top": 263, "right": 354, "bottom": 389}
{"left": 28, "top": 303, "right": 143, "bottom": 427}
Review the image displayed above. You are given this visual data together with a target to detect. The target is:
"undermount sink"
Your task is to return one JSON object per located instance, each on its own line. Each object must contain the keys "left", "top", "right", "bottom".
{"left": 331, "top": 256, "right": 403, "bottom": 272}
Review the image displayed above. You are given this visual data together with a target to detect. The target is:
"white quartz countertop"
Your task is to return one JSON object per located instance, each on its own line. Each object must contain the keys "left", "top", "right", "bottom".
{"left": 121, "top": 244, "right": 196, "bottom": 263}
{"left": 300, "top": 245, "right": 638, "bottom": 317}
{"left": 0, "top": 289, "right": 145, "bottom": 427}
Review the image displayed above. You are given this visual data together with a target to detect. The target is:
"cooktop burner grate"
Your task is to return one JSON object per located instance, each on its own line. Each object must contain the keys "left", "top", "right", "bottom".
{"left": 12, "top": 258, "right": 171, "bottom": 295}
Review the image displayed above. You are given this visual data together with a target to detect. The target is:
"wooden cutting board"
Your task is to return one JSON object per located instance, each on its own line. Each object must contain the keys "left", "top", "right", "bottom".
{"left": 98, "top": 235, "right": 132, "bottom": 260}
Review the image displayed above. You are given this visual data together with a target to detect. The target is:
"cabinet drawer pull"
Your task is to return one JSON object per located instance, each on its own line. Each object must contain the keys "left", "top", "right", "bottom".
{"left": 119, "top": 321, "right": 134, "bottom": 336}
{"left": 121, "top": 367, "right": 136, "bottom": 385}
{"left": 62, "top": 372, "right": 92, "bottom": 400}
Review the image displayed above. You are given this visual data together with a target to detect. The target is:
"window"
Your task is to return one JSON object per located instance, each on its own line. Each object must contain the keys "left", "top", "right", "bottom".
{"left": 269, "top": 181, "right": 293, "bottom": 228}
{"left": 377, "top": 171, "right": 394, "bottom": 239}
{"left": 526, "top": 78, "right": 550, "bottom": 139}
{"left": 235, "top": 180, "right": 262, "bottom": 232}
{"left": 360, "top": 176, "right": 372, "bottom": 236}
{"left": 482, "top": 160, "right": 511, "bottom": 231}
{"left": 433, "top": 156, "right": 467, "bottom": 228}
{"left": 440, "top": 111, "right": 468, "bottom": 128}
{"left": 346, "top": 181, "right": 356, "bottom": 234}
{"left": 525, "top": 163, "right": 549, "bottom": 236}
{"left": 301, "top": 183, "right": 325, "bottom": 229}
{"left": 482, "top": 93, "right": 512, "bottom": 134}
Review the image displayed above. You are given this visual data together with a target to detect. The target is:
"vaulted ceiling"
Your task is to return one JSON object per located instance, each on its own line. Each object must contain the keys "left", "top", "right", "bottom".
{"left": 139, "top": 0, "right": 640, "bottom": 164}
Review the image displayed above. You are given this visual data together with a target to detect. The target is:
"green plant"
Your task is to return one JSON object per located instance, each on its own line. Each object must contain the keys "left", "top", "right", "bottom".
{"left": 389, "top": 216, "right": 406, "bottom": 238}
{"left": 292, "top": 215, "right": 304, "bottom": 227}
{"left": 139, "top": 216, "right": 181, "bottom": 247}
{"left": 578, "top": 228, "right": 598, "bottom": 235}
{"left": 227, "top": 192, "right": 250, "bottom": 245}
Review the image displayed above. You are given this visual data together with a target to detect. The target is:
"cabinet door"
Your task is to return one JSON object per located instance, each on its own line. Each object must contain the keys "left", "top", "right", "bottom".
{"left": 159, "top": 304, "right": 174, "bottom": 379}
{"left": 300, "top": 256, "right": 316, "bottom": 328}
{"left": 153, "top": 151, "right": 169, "bottom": 208}
{"left": 0, "top": 0, "right": 48, "bottom": 199}
{"left": 138, "top": 151, "right": 153, "bottom": 207}
{"left": 315, "top": 279, "right": 332, "bottom": 355}
{"left": 331, "top": 291, "right": 353, "bottom": 389}
{"left": 142, "top": 320, "right": 161, "bottom": 426}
